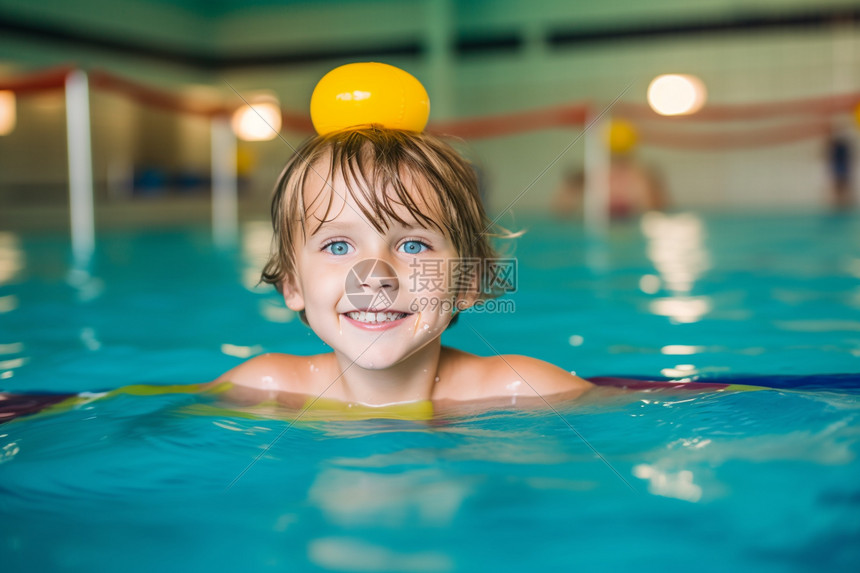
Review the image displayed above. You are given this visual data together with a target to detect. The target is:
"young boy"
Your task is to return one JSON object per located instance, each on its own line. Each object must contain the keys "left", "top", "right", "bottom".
{"left": 214, "top": 67, "right": 592, "bottom": 413}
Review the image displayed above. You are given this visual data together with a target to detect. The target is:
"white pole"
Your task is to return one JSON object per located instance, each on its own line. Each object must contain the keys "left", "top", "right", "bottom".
{"left": 65, "top": 70, "right": 95, "bottom": 268}
{"left": 211, "top": 116, "right": 238, "bottom": 248}
{"left": 583, "top": 109, "right": 610, "bottom": 235}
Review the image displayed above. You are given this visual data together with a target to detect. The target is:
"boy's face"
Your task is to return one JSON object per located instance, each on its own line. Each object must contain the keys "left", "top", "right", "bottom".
{"left": 283, "top": 167, "right": 468, "bottom": 371}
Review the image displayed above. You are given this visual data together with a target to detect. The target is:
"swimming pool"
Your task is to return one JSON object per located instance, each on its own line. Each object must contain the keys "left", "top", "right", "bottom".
{"left": 1, "top": 211, "right": 859, "bottom": 572}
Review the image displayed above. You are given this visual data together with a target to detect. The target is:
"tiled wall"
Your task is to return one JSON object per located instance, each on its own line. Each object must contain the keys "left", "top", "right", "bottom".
{"left": 0, "top": 0, "right": 856, "bottom": 213}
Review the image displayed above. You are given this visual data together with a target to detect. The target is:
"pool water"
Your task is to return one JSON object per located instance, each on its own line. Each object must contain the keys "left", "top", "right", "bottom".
{"left": 1, "top": 211, "right": 859, "bottom": 572}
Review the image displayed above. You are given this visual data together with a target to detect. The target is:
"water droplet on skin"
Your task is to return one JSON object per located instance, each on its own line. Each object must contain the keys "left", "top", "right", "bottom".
{"left": 506, "top": 380, "right": 522, "bottom": 392}
{"left": 434, "top": 376, "right": 440, "bottom": 382}
{"left": 423, "top": 324, "right": 429, "bottom": 330}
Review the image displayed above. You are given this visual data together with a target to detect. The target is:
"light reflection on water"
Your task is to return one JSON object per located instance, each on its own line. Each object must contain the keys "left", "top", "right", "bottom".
{"left": 513, "top": 212, "right": 860, "bottom": 377}
{"left": 641, "top": 211, "right": 711, "bottom": 295}
{"left": 641, "top": 211, "right": 712, "bottom": 324}
{"left": 0, "top": 233, "right": 26, "bottom": 379}
{"left": 0, "top": 231, "right": 24, "bottom": 286}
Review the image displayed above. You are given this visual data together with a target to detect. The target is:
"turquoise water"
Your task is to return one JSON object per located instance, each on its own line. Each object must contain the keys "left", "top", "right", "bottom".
{"left": 1, "top": 212, "right": 859, "bottom": 571}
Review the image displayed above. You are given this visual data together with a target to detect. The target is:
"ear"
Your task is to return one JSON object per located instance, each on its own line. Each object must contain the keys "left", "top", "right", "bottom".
{"left": 455, "top": 290, "right": 480, "bottom": 312}
{"left": 452, "top": 259, "right": 485, "bottom": 312}
{"left": 454, "top": 277, "right": 481, "bottom": 313}
{"left": 281, "top": 276, "right": 305, "bottom": 312}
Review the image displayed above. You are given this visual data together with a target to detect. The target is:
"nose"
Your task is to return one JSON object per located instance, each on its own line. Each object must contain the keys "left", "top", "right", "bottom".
{"left": 362, "top": 272, "right": 395, "bottom": 290}
{"left": 345, "top": 258, "right": 400, "bottom": 310}
{"left": 358, "top": 258, "right": 398, "bottom": 289}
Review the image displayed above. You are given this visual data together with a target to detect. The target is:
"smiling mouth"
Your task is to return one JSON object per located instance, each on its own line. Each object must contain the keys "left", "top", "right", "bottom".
{"left": 344, "top": 310, "right": 410, "bottom": 324}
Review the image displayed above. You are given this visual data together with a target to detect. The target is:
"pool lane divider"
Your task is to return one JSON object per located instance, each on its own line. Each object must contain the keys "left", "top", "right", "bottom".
{"left": 588, "top": 377, "right": 768, "bottom": 392}
{"left": 0, "top": 377, "right": 777, "bottom": 425}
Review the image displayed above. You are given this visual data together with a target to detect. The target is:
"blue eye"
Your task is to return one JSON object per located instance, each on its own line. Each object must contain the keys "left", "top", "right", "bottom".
{"left": 323, "top": 241, "right": 353, "bottom": 256}
{"left": 400, "top": 240, "right": 429, "bottom": 255}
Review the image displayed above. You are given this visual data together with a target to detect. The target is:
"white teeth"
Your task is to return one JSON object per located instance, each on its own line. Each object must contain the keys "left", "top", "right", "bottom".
{"left": 346, "top": 311, "right": 407, "bottom": 323}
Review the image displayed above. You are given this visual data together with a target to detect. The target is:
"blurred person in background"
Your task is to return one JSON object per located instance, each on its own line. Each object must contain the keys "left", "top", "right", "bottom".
{"left": 552, "top": 119, "right": 667, "bottom": 219}
{"left": 826, "top": 122, "right": 854, "bottom": 209}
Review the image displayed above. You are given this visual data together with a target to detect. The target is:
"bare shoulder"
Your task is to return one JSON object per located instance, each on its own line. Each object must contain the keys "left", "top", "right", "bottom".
{"left": 209, "top": 352, "right": 319, "bottom": 393}
{"left": 487, "top": 354, "right": 593, "bottom": 399}
{"left": 436, "top": 347, "right": 592, "bottom": 402}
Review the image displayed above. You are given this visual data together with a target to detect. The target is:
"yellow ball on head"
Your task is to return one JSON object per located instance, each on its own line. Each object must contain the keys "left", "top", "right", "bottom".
{"left": 310, "top": 62, "right": 430, "bottom": 135}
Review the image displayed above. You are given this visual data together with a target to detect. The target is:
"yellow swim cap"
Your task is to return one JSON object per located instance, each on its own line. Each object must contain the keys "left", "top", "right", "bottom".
{"left": 310, "top": 62, "right": 431, "bottom": 135}
{"left": 606, "top": 118, "right": 638, "bottom": 154}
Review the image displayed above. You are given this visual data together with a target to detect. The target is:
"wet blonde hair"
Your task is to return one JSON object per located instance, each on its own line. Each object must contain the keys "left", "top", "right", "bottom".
{"left": 261, "top": 126, "right": 510, "bottom": 313}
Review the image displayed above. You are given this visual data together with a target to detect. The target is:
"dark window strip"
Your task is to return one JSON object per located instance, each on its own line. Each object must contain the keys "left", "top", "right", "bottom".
{"left": 456, "top": 33, "right": 522, "bottom": 55}
{"left": 0, "top": 7, "right": 858, "bottom": 70}
{"left": 547, "top": 8, "right": 860, "bottom": 47}
{"left": 0, "top": 14, "right": 421, "bottom": 69}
